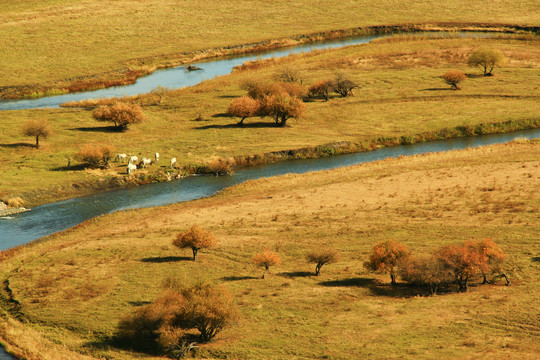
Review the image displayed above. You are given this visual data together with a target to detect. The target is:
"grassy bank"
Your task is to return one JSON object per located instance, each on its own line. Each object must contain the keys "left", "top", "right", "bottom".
{"left": 0, "top": 140, "right": 538, "bottom": 359}
{"left": 1, "top": 0, "right": 539, "bottom": 94}
{"left": 1, "top": 36, "right": 539, "bottom": 207}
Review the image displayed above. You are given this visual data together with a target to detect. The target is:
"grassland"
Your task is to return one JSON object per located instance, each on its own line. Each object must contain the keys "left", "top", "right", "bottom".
{"left": 0, "top": 139, "right": 538, "bottom": 359}
{"left": 0, "top": 0, "right": 539, "bottom": 97}
{"left": 1, "top": 36, "right": 539, "bottom": 206}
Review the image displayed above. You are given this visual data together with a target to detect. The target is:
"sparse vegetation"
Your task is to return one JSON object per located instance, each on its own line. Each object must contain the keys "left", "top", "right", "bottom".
{"left": 22, "top": 119, "right": 52, "bottom": 149}
{"left": 308, "top": 79, "right": 334, "bottom": 101}
{"left": 467, "top": 48, "right": 506, "bottom": 76}
{"left": 333, "top": 73, "right": 358, "bottom": 97}
{"left": 173, "top": 225, "right": 217, "bottom": 261}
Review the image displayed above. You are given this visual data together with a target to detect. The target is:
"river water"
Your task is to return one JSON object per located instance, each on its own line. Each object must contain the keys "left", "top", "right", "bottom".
{"left": 0, "top": 31, "right": 537, "bottom": 360}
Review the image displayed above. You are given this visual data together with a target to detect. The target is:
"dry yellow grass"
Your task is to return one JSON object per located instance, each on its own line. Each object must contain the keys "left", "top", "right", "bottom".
{"left": 0, "top": 140, "right": 538, "bottom": 359}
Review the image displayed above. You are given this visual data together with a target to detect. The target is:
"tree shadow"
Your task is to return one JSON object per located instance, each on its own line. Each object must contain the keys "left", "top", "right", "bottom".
{"left": 465, "top": 73, "right": 484, "bottom": 78}
{"left": 419, "top": 88, "right": 453, "bottom": 91}
{"left": 319, "top": 277, "right": 375, "bottom": 287}
{"left": 69, "top": 126, "right": 124, "bottom": 133}
{"left": 217, "top": 95, "right": 237, "bottom": 99}
{"left": 128, "top": 300, "right": 151, "bottom": 306}
{"left": 532, "top": 256, "right": 540, "bottom": 262}
{"left": 194, "top": 121, "right": 280, "bottom": 130}
{"left": 140, "top": 256, "right": 192, "bottom": 263}
{"left": 279, "top": 271, "right": 314, "bottom": 278}
{"left": 211, "top": 112, "right": 232, "bottom": 118}
{"left": 0, "top": 142, "right": 35, "bottom": 148}
{"left": 221, "top": 276, "right": 258, "bottom": 281}
{"left": 50, "top": 164, "right": 87, "bottom": 172}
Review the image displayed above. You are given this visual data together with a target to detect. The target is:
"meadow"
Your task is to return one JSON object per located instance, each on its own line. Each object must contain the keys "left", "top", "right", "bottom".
{"left": 0, "top": 139, "right": 538, "bottom": 359}
{"left": 1, "top": 36, "right": 539, "bottom": 206}
{"left": 0, "top": 0, "right": 539, "bottom": 97}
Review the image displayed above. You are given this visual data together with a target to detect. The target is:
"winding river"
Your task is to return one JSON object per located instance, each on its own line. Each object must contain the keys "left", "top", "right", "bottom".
{"left": 0, "top": 31, "right": 538, "bottom": 360}
{"left": 0, "top": 32, "right": 496, "bottom": 111}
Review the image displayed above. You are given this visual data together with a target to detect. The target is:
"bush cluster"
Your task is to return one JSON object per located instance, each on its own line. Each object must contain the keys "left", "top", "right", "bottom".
{"left": 92, "top": 101, "right": 145, "bottom": 129}
{"left": 116, "top": 283, "right": 239, "bottom": 355}
{"left": 74, "top": 143, "right": 115, "bottom": 168}
{"left": 364, "top": 239, "right": 508, "bottom": 294}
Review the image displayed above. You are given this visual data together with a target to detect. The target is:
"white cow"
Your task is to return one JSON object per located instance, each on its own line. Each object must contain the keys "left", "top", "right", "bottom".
{"left": 139, "top": 158, "right": 152, "bottom": 168}
{"left": 170, "top": 157, "right": 177, "bottom": 169}
{"left": 115, "top": 153, "right": 127, "bottom": 163}
{"left": 127, "top": 163, "right": 137, "bottom": 175}
{"left": 129, "top": 155, "right": 138, "bottom": 164}
{"left": 155, "top": 152, "right": 160, "bottom": 163}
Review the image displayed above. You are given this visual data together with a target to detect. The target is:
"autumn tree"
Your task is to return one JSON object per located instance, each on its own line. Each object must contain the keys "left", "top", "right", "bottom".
{"left": 471, "top": 238, "right": 509, "bottom": 285}
{"left": 173, "top": 225, "right": 217, "bottom": 261}
{"left": 364, "top": 240, "right": 410, "bottom": 285}
{"left": 74, "top": 143, "right": 114, "bottom": 168}
{"left": 306, "top": 248, "right": 339, "bottom": 276}
{"left": 399, "top": 255, "right": 454, "bottom": 295}
{"left": 436, "top": 241, "right": 490, "bottom": 292}
{"left": 308, "top": 79, "right": 335, "bottom": 101}
{"left": 92, "top": 102, "right": 145, "bottom": 129}
{"left": 253, "top": 249, "right": 280, "bottom": 279}
{"left": 22, "top": 119, "right": 52, "bottom": 149}
{"left": 333, "top": 73, "right": 358, "bottom": 97}
{"left": 467, "top": 48, "right": 506, "bottom": 76}
{"left": 443, "top": 70, "right": 467, "bottom": 90}
{"left": 116, "top": 284, "right": 238, "bottom": 354}
{"left": 259, "top": 93, "right": 306, "bottom": 126}
{"left": 227, "top": 96, "right": 260, "bottom": 125}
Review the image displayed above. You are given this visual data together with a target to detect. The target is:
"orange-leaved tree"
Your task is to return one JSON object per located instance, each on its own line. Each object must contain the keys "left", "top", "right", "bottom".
{"left": 227, "top": 96, "right": 260, "bottom": 125}
{"left": 399, "top": 255, "right": 454, "bottom": 295}
{"left": 471, "top": 238, "right": 509, "bottom": 285}
{"left": 74, "top": 143, "right": 114, "bottom": 168}
{"left": 443, "top": 70, "right": 467, "bottom": 90}
{"left": 173, "top": 225, "right": 217, "bottom": 261}
{"left": 93, "top": 102, "right": 145, "bottom": 129}
{"left": 436, "top": 240, "right": 490, "bottom": 292}
{"left": 306, "top": 248, "right": 339, "bottom": 276}
{"left": 253, "top": 249, "right": 280, "bottom": 279}
{"left": 308, "top": 79, "right": 334, "bottom": 101}
{"left": 259, "top": 93, "right": 305, "bottom": 127}
{"left": 364, "top": 240, "right": 410, "bottom": 285}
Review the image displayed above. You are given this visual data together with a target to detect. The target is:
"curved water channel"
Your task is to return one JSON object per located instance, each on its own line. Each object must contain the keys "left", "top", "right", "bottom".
{"left": 0, "top": 31, "right": 538, "bottom": 360}
{"left": 0, "top": 32, "right": 497, "bottom": 111}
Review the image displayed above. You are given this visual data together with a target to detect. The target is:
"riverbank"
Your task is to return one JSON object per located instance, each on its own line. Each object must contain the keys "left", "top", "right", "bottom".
{"left": 0, "top": 203, "right": 29, "bottom": 218}
{"left": 0, "top": 139, "right": 537, "bottom": 359}
{"left": 1, "top": 22, "right": 537, "bottom": 101}
{"left": 11, "top": 118, "right": 539, "bottom": 208}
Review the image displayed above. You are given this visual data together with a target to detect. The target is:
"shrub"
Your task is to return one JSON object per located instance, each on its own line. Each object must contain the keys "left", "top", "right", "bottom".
{"left": 7, "top": 197, "right": 25, "bottom": 208}
{"left": 333, "top": 73, "right": 358, "bottom": 97}
{"left": 22, "top": 119, "right": 52, "bottom": 149}
{"left": 150, "top": 86, "right": 171, "bottom": 104}
{"left": 467, "top": 48, "right": 506, "bottom": 76}
{"left": 74, "top": 143, "right": 115, "bottom": 168}
{"left": 306, "top": 248, "right": 339, "bottom": 276}
{"left": 173, "top": 225, "right": 217, "bottom": 261}
{"left": 443, "top": 70, "right": 467, "bottom": 90}
{"left": 274, "top": 67, "right": 304, "bottom": 84}
{"left": 227, "top": 96, "right": 260, "bottom": 125}
{"left": 92, "top": 101, "right": 145, "bottom": 128}
{"left": 258, "top": 93, "right": 306, "bottom": 127}
{"left": 206, "top": 157, "right": 235, "bottom": 175}
{"left": 116, "top": 284, "right": 238, "bottom": 354}
{"left": 308, "top": 79, "right": 335, "bottom": 101}
{"left": 470, "top": 238, "right": 508, "bottom": 285}
{"left": 399, "top": 255, "right": 454, "bottom": 295}
{"left": 253, "top": 249, "right": 280, "bottom": 279}
{"left": 364, "top": 240, "right": 410, "bottom": 285}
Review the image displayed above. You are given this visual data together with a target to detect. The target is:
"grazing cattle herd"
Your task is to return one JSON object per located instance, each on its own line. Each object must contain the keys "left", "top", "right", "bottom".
{"left": 115, "top": 152, "right": 175, "bottom": 174}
